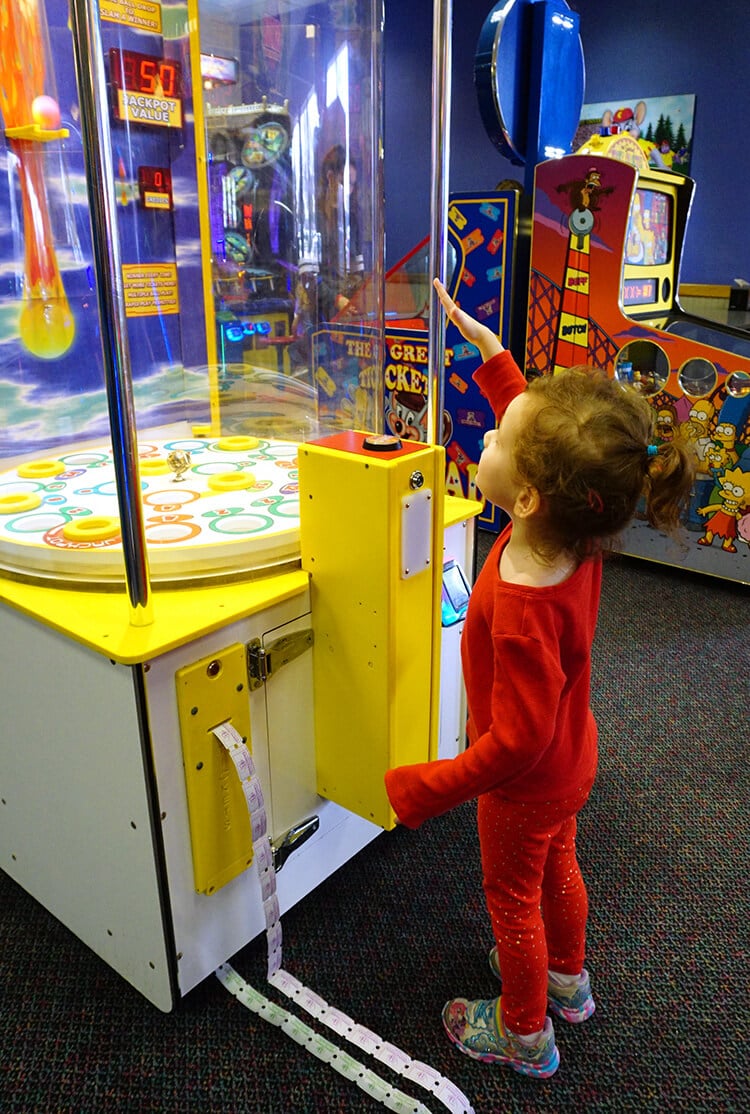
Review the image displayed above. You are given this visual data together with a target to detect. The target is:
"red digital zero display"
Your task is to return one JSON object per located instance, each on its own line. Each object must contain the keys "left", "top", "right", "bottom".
{"left": 109, "top": 49, "right": 183, "bottom": 127}
{"left": 137, "top": 166, "right": 173, "bottom": 210}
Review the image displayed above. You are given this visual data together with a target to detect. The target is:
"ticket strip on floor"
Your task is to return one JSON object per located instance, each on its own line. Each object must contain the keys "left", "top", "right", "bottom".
{"left": 211, "top": 722, "right": 476, "bottom": 1114}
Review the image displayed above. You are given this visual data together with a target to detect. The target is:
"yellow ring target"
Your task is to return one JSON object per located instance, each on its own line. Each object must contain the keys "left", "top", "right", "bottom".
{"left": 207, "top": 471, "right": 256, "bottom": 492}
{"left": 215, "top": 436, "right": 260, "bottom": 452}
{"left": 0, "top": 491, "right": 43, "bottom": 514}
{"left": 62, "top": 516, "right": 121, "bottom": 542}
{"left": 139, "top": 459, "right": 173, "bottom": 476}
{"left": 17, "top": 459, "right": 66, "bottom": 479}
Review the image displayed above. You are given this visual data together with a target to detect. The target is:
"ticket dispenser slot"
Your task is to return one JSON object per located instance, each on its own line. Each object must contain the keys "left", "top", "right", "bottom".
{"left": 175, "top": 644, "right": 254, "bottom": 895}
{"left": 299, "top": 433, "right": 444, "bottom": 831}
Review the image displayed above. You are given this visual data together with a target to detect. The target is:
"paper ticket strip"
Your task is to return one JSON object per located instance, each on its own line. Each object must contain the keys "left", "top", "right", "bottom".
{"left": 211, "top": 722, "right": 475, "bottom": 1114}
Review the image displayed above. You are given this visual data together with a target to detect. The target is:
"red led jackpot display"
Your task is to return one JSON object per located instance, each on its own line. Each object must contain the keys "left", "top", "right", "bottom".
{"left": 109, "top": 49, "right": 183, "bottom": 128}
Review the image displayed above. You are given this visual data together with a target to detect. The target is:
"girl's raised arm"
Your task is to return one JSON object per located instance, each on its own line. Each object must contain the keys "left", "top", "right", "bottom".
{"left": 433, "top": 277, "right": 504, "bottom": 363}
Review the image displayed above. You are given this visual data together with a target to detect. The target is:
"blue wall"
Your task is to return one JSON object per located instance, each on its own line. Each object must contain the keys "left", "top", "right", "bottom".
{"left": 385, "top": 0, "right": 748, "bottom": 285}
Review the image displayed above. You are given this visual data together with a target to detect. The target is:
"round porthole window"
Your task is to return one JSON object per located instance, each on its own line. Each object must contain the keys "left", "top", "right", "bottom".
{"left": 678, "top": 357, "right": 717, "bottom": 398}
{"left": 614, "top": 340, "right": 670, "bottom": 397}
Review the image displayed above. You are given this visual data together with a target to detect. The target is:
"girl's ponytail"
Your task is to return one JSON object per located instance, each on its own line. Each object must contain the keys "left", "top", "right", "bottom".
{"left": 642, "top": 439, "right": 695, "bottom": 534}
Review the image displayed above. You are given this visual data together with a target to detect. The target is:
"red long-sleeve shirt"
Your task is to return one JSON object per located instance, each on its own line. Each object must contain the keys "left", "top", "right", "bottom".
{"left": 385, "top": 351, "right": 600, "bottom": 828}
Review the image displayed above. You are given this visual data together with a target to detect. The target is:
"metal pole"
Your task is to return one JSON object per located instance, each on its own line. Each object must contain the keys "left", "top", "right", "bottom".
{"left": 68, "top": 0, "right": 152, "bottom": 625}
{"left": 426, "top": 0, "right": 452, "bottom": 447}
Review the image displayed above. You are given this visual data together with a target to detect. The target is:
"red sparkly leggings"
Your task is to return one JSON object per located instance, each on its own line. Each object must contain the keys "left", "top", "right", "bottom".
{"left": 477, "top": 781, "right": 594, "bottom": 1036}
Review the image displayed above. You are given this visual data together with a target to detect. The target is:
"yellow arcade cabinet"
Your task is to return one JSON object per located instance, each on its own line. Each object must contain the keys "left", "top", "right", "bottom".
{"left": 0, "top": 0, "right": 480, "bottom": 1009}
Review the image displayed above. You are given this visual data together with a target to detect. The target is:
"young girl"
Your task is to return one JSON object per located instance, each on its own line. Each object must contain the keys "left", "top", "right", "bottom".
{"left": 385, "top": 278, "right": 694, "bottom": 1079}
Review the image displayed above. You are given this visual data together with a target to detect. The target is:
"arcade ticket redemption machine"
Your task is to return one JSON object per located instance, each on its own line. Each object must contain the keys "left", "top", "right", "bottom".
{"left": 526, "top": 133, "right": 750, "bottom": 583}
{"left": 0, "top": 0, "right": 478, "bottom": 1011}
{"left": 382, "top": 191, "right": 518, "bottom": 535}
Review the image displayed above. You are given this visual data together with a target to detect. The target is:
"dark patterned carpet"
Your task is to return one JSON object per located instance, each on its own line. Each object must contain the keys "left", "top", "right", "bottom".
{"left": 2, "top": 546, "right": 748, "bottom": 1112}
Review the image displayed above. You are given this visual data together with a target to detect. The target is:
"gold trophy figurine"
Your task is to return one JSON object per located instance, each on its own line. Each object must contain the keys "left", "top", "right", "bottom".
{"left": 166, "top": 449, "right": 192, "bottom": 482}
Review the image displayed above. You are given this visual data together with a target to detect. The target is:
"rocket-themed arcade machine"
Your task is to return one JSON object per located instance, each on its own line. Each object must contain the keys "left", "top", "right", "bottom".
{"left": 0, "top": 0, "right": 478, "bottom": 1014}
{"left": 382, "top": 191, "right": 519, "bottom": 533}
{"left": 526, "top": 133, "right": 750, "bottom": 583}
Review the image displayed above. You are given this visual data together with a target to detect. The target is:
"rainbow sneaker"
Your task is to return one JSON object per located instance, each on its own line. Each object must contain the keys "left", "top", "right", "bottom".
{"left": 442, "top": 996, "right": 560, "bottom": 1078}
{"left": 489, "top": 946, "right": 596, "bottom": 1023}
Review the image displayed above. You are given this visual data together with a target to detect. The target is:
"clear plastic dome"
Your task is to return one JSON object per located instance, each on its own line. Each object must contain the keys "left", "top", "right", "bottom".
{"left": 0, "top": 0, "right": 385, "bottom": 585}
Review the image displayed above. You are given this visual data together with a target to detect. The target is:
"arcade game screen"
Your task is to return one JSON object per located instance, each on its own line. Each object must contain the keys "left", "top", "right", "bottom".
{"left": 621, "top": 186, "right": 675, "bottom": 311}
{"left": 625, "top": 188, "right": 672, "bottom": 267}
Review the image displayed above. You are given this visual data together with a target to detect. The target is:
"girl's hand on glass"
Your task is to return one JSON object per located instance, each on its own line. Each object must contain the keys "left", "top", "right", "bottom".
{"left": 433, "top": 277, "right": 504, "bottom": 362}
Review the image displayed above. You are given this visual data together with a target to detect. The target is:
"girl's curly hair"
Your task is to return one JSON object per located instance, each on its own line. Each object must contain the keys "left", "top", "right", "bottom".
{"left": 514, "top": 367, "right": 696, "bottom": 562}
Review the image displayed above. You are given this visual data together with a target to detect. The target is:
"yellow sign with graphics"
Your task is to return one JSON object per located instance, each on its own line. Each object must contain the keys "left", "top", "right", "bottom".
{"left": 116, "top": 90, "right": 181, "bottom": 128}
{"left": 122, "top": 263, "right": 179, "bottom": 317}
{"left": 99, "top": 0, "right": 162, "bottom": 34}
{"left": 142, "top": 190, "right": 172, "bottom": 210}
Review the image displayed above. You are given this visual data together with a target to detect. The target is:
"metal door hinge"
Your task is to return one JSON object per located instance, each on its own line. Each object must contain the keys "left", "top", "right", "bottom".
{"left": 273, "top": 815, "right": 320, "bottom": 872}
{"left": 246, "top": 628, "right": 313, "bottom": 690}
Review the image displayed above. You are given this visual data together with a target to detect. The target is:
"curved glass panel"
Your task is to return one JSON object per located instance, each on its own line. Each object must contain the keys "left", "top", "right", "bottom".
{"left": 665, "top": 316, "right": 750, "bottom": 359}
{"left": 384, "top": 237, "right": 457, "bottom": 325}
{"left": 197, "top": 0, "right": 384, "bottom": 441}
{"left": 0, "top": 0, "right": 384, "bottom": 584}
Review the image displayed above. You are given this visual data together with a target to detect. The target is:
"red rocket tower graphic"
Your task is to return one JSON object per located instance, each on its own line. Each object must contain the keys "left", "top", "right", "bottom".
{"left": 551, "top": 221, "right": 592, "bottom": 373}
{"left": 551, "top": 168, "right": 614, "bottom": 374}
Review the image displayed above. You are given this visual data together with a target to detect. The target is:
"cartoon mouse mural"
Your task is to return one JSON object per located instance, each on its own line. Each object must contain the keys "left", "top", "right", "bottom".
{"left": 599, "top": 102, "right": 670, "bottom": 170}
